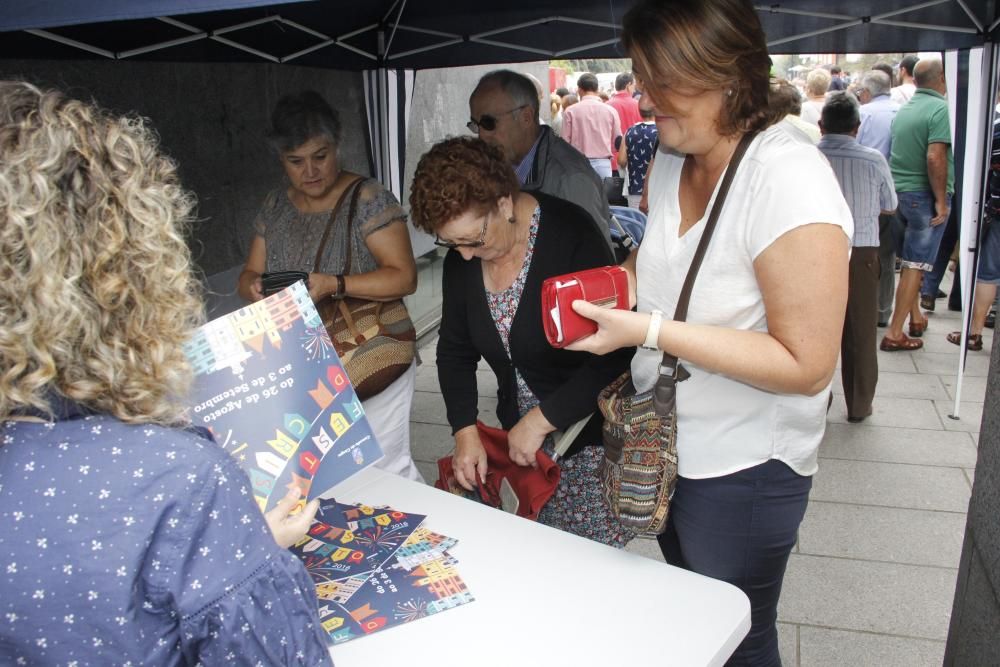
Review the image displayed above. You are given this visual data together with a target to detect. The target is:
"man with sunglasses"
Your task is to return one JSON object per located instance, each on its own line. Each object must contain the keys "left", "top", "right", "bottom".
{"left": 469, "top": 70, "right": 612, "bottom": 248}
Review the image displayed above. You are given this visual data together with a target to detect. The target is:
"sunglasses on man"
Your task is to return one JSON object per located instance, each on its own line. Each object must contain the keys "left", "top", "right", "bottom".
{"left": 466, "top": 105, "right": 527, "bottom": 134}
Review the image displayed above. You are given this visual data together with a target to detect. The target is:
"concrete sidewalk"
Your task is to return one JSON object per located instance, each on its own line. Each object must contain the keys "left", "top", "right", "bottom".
{"left": 406, "top": 295, "right": 988, "bottom": 666}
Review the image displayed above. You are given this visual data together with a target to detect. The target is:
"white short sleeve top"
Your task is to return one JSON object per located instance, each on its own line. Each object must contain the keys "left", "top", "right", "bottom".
{"left": 631, "top": 125, "right": 853, "bottom": 479}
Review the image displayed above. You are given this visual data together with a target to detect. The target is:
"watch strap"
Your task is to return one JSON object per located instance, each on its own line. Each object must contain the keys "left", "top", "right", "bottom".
{"left": 643, "top": 310, "right": 663, "bottom": 350}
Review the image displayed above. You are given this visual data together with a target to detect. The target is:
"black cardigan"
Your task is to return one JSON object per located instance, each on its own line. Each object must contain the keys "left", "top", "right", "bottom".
{"left": 436, "top": 192, "right": 634, "bottom": 459}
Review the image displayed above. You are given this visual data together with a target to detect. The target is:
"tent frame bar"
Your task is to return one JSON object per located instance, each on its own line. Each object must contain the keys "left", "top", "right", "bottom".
{"left": 766, "top": 0, "right": 977, "bottom": 48}
{"left": 24, "top": 28, "right": 115, "bottom": 58}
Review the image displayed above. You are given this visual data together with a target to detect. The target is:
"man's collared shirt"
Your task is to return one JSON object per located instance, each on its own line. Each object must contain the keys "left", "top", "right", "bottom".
{"left": 562, "top": 95, "right": 622, "bottom": 160}
{"left": 890, "top": 88, "right": 954, "bottom": 194}
{"left": 607, "top": 91, "right": 642, "bottom": 134}
{"left": 891, "top": 82, "right": 916, "bottom": 106}
{"left": 858, "top": 94, "right": 899, "bottom": 161}
{"left": 514, "top": 131, "right": 543, "bottom": 184}
{"left": 819, "top": 133, "right": 897, "bottom": 248}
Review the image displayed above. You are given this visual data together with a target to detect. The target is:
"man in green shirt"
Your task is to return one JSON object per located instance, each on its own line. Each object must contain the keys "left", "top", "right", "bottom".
{"left": 881, "top": 58, "right": 954, "bottom": 352}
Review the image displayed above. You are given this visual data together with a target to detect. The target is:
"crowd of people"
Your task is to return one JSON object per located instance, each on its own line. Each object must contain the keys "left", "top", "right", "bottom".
{"left": 780, "top": 54, "right": 998, "bottom": 419}
{"left": 2, "top": 0, "right": 995, "bottom": 664}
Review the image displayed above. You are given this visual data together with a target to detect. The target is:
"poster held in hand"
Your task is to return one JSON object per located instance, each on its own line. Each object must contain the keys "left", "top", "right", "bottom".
{"left": 184, "top": 281, "right": 383, "bottom": 512}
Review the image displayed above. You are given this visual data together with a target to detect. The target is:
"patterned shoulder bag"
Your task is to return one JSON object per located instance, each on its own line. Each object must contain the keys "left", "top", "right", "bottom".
{"left": 597, "top": 131, "right": 756, "bottom": 535}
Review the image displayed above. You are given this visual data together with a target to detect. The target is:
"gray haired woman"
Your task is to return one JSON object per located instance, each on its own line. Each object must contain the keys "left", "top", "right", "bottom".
{"left": 238, "top": 90, "right": 422, "bottom": 483}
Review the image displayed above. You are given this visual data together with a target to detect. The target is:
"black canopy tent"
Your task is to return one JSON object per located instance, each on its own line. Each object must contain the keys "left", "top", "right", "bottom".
{"left": 2, "top": 0, "right": 999, "bottom": 411}
{"left": 0, "top": 1, "right": 998, "bottom": 67}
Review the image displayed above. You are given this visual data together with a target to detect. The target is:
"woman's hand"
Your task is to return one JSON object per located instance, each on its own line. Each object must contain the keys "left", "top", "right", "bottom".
{"left": 246, "top": 275, "right": 265, "bottom": 302}
{"left": 452, "top": 426, "right": 487, "bottom": 491}
{"left": 307, "top": 272, "right": 337, "bottom": 302}
{"left": 507, "top": 407, "right": 554, "bottom": 468}
{"left": 565, "top": 300, "right": 647, "bottom": 356}
{"left": 264, "top": 487, "right": 320, "bottom": 549}
{"left": 238, "top": 236, "right": 267, "bottom": 302}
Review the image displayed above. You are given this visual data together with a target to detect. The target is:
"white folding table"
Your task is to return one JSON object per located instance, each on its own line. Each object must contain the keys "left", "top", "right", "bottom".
{"left": 325, "top": 467, "right": 750, "bottom": 667}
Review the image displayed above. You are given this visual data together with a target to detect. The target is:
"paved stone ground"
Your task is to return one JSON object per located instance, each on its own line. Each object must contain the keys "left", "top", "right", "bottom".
{"left": 407, "top": 282, "right": 989, "bottom": 666}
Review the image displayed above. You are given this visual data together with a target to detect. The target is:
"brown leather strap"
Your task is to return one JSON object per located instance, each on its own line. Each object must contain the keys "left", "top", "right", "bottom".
{"left": 313, "top": 176, "right": 365, "bottom": 273}
{"left": 340, "top": 179, "right": 366, "bottom": 276}
{"left": 659, "top": 131, "right": 757, "bottom": 380}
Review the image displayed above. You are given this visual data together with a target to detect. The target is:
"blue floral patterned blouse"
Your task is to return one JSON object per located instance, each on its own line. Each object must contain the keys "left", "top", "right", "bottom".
{"left": 486, "top": 206, "right": 541, "bottom": 418}
{"left": 0, "top": 402, "right": 332, "bottom": 666}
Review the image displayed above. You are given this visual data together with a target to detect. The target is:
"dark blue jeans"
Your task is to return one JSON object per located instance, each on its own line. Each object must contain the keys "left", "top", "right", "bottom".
{"left": 657, "top": 459, "right": 812, "bottom": 667}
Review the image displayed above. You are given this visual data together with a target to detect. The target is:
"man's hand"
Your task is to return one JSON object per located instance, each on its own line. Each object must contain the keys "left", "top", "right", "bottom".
{"left": 931, "top": 199, "right": 950, "bottom": 226}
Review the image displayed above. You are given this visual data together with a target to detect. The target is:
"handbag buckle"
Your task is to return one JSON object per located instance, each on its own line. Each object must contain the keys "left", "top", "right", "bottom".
{"left": 658, "top": 361, "right": 690, "bottom": 382}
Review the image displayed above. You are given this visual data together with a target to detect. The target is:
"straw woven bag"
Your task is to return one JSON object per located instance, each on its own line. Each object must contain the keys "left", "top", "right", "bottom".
{"left": 315, "top": 178, "right": 415, "bottom": 400}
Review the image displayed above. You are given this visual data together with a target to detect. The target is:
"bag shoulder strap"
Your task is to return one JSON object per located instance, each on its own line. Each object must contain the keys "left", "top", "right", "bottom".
{"left": 341, "top": 178, "right": 366, "bottom": 275}
{"left": 659, "top": 131, "right": 757, "bottom": 377}
{"left": 313, "top": 176, "right": 366, "bottom": 273}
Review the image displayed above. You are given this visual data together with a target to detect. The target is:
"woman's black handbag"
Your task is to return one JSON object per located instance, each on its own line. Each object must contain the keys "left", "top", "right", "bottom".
{"left": 260, "top": 270, "right": 309, "bottom": 296}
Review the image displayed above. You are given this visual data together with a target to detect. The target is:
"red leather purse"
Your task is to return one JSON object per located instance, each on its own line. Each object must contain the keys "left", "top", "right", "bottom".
{"left": 541, "top": 265, "right": 629, "bottom": 348}
{"left": 435, "top": 421, "right": 560, "bottom": 520}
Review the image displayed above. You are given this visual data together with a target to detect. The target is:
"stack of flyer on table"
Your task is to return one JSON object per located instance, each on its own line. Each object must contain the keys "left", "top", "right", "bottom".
{"left": 184, "top": 282, "right": 474, "bottom": 644}
{"left": 289, "top": 500, "right": 474, "bottom": 644}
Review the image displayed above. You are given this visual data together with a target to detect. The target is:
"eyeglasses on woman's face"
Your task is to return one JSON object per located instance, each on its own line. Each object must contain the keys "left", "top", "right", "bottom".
{"left": 434, "top": 211, "right": 491, "bottom": 249}
{"left": 466, "top": 105, "right": 527, "bottom": 134}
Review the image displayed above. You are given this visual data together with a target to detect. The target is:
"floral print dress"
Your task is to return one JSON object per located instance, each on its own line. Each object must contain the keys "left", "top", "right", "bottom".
{"left": 485, "top": 207, "right": 634, "bottom": 548}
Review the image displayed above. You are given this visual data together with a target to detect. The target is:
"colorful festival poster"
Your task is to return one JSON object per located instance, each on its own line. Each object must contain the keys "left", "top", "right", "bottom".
{"left": 184, "top": 282, "right": 383, "bottom": 512}
{"left": 299, "top": 501, "right": 475, "bottom": 646}
{"left": 289, "top": 499, "right": 426, "bottom": 582}
{"left": 330, "top": 545, "right": 474, "bottom": 640}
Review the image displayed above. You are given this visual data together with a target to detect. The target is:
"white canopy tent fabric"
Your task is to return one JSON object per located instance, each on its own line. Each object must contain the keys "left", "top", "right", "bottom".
{"left": 946, "top": 46, "right": 999, "bottom": 418}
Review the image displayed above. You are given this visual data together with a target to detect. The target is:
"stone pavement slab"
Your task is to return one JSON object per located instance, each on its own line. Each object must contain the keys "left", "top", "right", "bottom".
{"left": 797, "top": 501, "right": 965, "bottom": 568}
{"left": 826, "top": 395, "right": 944, "bottom": 429}
{"left": 414, "top": 459, "right": 437, "bottom": 485}
{"left": 809, "top": 459, "right": 971, "bottom": 512}
{"left": 819, "top": 423, "right": 978, "bottom": 468}
{"left": 410, "top": 389, "right": 450, "bottom": 426}
{"left": 414, "top": 366, "right": 498, "bottom": 398}
{"left": 797, "top": 626, "right": 945, "bottom": 667}
{"left": 778, "top": 623, "right": 798, "bottom": 666}
{"left": 410, "top": 390, "right": 499, "bottom": 428}
{"left": 914, "top": 351, "right": 991, "bottom": 376}
{"left": 941, "top": 373, "right": 988, "bottom": 400}
{"left": 831, "top": 371, "right": 949, "bottom": 400}
{"left": 934, "top": 399, "right": 985, "bottom": 433}
{"left": 409, "top": 421, "right": 454, "bottom": 463}
{"left": 779, "top": 554, "right": 958, "bottom": 640}
{"left": 623, "top": 536, "right": 665, "bottom": 562}
{"left": 871, "top": 349, "right": 919, "bottom": 373}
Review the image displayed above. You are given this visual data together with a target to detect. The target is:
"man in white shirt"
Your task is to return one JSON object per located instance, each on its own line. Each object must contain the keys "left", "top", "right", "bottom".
{"left": 891, "top": 55, "right": 919, "bottom": 106}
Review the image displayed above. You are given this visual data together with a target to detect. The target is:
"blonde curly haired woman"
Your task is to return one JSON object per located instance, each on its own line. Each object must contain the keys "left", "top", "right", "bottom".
{"left": 0, "top": 81, "right": 332, "bottom": 665}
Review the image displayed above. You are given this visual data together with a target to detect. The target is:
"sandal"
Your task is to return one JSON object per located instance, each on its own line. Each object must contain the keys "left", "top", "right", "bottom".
{"left": 947, "top": 331, "right": 984, "bottom": 351}
{"left": 909, "top": 319, "right": 928, "bottom": 338}
{"left": 880, "top": 334, "right": 924, "bottom": 351}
